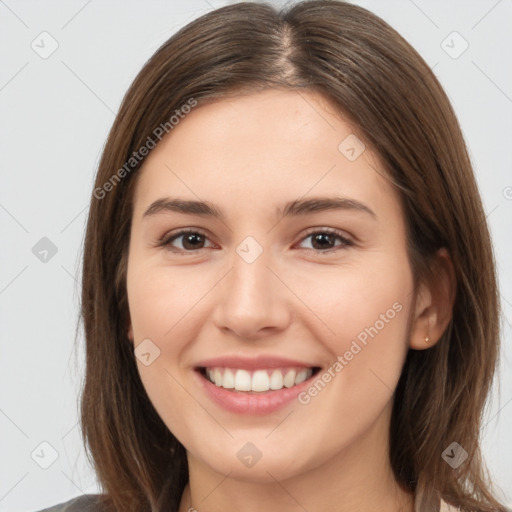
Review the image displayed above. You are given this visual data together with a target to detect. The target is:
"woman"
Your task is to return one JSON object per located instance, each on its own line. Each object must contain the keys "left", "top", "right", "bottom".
{"left": 38, "top": 1, "right": 509, "bottom": 511}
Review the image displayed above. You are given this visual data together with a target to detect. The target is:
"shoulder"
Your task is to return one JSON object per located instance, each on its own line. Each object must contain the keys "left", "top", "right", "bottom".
{"left": 33, "top": 494, "right": 105, "bottom": 512}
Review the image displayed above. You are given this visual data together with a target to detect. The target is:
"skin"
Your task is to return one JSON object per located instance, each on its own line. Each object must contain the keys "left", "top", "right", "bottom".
{"left": 126, "top": 88, "right": 454, "bottom": 512}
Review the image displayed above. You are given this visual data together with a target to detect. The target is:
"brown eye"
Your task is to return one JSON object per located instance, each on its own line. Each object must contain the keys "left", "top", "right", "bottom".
{"left": 298, "top": 229, "right": 353, "bottom": 252}
{"left": 161, "top": 230, "right": 213, "bottom": 252}
{"left": 159, "top": 228, "right": 353, "bottom": 254}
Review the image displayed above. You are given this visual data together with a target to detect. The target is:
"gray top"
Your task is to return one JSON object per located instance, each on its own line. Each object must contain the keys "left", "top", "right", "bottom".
{"left": 35, "top": 495, "right": 103, "bottom": 512}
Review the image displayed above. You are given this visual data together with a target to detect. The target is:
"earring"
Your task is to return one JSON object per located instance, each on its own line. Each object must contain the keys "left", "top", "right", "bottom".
{"left": 425, "top": 336, "right": 430, "bottom": 344}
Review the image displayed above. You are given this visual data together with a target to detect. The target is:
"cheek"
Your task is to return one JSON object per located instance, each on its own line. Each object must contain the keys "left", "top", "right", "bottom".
{"left": 287, "top": 255, "right": 413, "bottom": 347}
{"left": 127, "top": 263, "right": 204, "bottom": 342}
{"left": 289, "top": 255, "right": 413, "bottom": 404}
{"left": 287, "top": 260, "right": 413, "bottom": 445}
{"left": 344, "top": 269, "right": 412, "bottom": 387}
{"left": 335, "top": 270, "right": 411, "bottom": 353}
{"left": 126, "top": 265, "right": 207, "bottom": 441}
{"left": 127, "top": 263, "right": 213, "bottom": 413}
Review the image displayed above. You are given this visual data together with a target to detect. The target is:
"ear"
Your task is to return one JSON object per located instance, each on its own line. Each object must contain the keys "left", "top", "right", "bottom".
{"left": 409, "top": 247, "right": 456, "bottom": 350}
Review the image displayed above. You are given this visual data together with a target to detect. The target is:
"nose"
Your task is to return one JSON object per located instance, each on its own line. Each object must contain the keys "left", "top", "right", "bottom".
{"left": 211, "top": 247, "right": 291, "bottom": 340}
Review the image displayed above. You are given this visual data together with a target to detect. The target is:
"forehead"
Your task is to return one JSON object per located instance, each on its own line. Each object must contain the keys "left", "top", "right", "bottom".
{"left": 131, "top": 88, "right": 401, "bottom": 222}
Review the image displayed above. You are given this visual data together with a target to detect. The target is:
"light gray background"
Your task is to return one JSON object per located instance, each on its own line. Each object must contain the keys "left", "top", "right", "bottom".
{"left": 1, "top": 0, "right": 511, "bottom": 511}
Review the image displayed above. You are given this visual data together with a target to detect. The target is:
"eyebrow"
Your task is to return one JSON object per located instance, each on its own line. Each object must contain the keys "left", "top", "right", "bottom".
{"left": 142, "top": 196, "right": 376, "bottom": 220}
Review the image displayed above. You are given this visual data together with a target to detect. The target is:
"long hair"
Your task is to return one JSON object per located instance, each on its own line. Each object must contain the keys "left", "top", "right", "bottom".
{"left": 79, "top": 1, "right": 507, "bottom": 511}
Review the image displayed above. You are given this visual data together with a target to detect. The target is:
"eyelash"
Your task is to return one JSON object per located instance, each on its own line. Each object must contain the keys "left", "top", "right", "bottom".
{"left": 158, "top": 227, "right": 354, "bottom": 255}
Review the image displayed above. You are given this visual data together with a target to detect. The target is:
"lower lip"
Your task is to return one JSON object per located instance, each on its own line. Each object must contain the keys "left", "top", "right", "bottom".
{"left": 195, "top": 370, "right": 316, "bottom": 415}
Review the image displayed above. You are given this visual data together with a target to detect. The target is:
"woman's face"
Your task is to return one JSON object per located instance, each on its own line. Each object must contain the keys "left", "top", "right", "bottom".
{"left": 126, "top": 88, "right": 416, "bottom": 483}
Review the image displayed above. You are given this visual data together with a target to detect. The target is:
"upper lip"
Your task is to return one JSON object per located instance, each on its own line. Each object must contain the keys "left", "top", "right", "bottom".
{"left": 194, "top": 355, "right": 319, "bottom": 371}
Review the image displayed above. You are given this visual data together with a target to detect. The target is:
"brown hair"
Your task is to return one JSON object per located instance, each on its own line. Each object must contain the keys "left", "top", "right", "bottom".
{"left": 79, "top": 1, "right": 507, "bottom": 511}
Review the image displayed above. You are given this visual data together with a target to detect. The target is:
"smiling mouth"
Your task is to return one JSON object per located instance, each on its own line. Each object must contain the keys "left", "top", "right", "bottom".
{"left": 197, "top": 366, "right": 321, "bottom": 393}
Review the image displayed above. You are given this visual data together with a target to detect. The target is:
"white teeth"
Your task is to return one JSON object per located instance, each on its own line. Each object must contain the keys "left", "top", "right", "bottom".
{"left": 294, "top": 368, "right": 309, "bottom": 385}
{"left": 234, "top": 369, "right": 252, "bottom": 391}
{"left": 214, "top": 368, "right": 223, "bottom": 386}
{"left": 251, "top": 370, "right": 270, "bottom": 392}
{"left": 222, "top": 368, "right": 235, "bottom": 389}
{"left": 283, "top": 369, "right": 296, "bottom": 388}
{"left": 205, "top": 367, "right": 314, "bottom": 392}
{"left": 269, "top": 369, "right": 283, "bottom": 390}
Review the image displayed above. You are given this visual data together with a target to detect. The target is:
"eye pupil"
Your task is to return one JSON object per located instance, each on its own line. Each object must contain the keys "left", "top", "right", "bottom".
{"left": 182, "top": 233, "right": 204, "bottom": 250}
{"left": 312, "top": 233, "right": 334, "bottom": 250}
